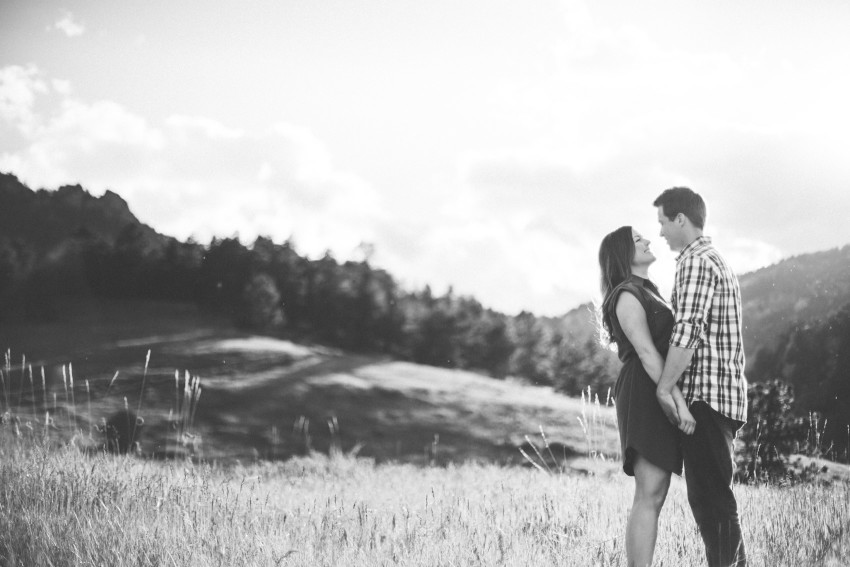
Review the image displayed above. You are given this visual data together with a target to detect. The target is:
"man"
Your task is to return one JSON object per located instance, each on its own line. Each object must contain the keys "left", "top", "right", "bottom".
{"left": 654, "top": 187, "right": 748, "bottom": 567}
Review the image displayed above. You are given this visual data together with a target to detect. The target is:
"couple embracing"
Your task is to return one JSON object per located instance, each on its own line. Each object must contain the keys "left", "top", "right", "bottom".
{"left": 599, "top": 187, "right": 748, "bottom": 567}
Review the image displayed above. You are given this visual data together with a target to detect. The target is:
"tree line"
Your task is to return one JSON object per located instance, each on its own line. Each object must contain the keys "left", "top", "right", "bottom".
{"left": 0, "top": 228, "right": 618, "bottom": 396}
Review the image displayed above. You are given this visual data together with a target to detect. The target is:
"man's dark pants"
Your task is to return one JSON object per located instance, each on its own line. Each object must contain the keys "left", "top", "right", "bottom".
{"left": 682, "top": 401, "right": 747, "bottom": 567}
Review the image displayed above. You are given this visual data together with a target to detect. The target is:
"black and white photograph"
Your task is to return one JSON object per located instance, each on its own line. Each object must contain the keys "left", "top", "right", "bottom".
{"left": 1, "top": 1, "right": 848, "bottom": 565}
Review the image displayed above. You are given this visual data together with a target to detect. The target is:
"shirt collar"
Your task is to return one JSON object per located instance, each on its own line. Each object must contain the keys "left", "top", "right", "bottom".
{"left": 676, "top": 235, "right": 712, "bottom": 262}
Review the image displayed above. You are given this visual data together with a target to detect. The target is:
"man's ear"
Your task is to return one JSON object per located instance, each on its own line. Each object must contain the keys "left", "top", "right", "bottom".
{"left": 676, "top": 213, "right": 686, "bottom": 226}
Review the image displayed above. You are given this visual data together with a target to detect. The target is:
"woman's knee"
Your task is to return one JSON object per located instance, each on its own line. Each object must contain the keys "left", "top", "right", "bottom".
{"left": 634, "top": 458, "right": 671, "bottom": 511}
{"left": 635, "top": 482, "right": 668, "bottom": 512}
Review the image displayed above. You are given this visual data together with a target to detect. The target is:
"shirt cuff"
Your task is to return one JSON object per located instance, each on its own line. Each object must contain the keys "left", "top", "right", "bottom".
{"left": 670, "top": 322, "right": 703, "bottom": 349}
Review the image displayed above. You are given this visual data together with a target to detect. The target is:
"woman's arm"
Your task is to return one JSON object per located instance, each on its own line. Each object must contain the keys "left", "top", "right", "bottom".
{"left": 615, "top": 292, "right": 696, "bottom": 434}
{"left": 615, "top": 292, "right": 664, "bottom": 382}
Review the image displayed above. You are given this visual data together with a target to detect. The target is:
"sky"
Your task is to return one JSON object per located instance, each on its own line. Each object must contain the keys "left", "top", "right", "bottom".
{"left": 2, "top": 0, "right": 850, "bottom": 316}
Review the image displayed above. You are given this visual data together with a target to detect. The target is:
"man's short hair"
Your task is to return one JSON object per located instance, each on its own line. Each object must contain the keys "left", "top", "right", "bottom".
{"left": 653, "top": 187, "right": 706, "bottom": 229}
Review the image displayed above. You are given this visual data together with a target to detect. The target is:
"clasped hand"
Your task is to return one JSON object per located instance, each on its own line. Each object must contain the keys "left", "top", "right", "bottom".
{"left": 656, "top": 389, "right": 696, "bottom": 435}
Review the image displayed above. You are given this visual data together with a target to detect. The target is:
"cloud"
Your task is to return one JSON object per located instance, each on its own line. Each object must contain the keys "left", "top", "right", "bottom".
{"left": 0, "top": 65, "right": 49, "bottom": 135}
{"left": 443, "top": 2, "right": 850, "bottom": 311}
{"left": 625, "top": 125, "right": 850, "bottom": 261}
{"left": 50, "top": 12, "right": 85, "bottom": 37}
{"left": 442, "top": 97, "right": 846, "bottom": 312}
{"left": 374, "top": 212, "right": 593, "bottom": 315}
{"left": 0, "top": 66, "right": 385, "bottom": 262}
{"left": 366, "top": 149, "right": 613, "bottom": 313}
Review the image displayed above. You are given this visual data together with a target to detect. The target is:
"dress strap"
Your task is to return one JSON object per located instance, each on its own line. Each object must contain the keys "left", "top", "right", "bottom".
{"left": 606, "top": 280, "right": 650, "bottom": 314}
{"left": 604, "top": 280, "right": 651, "bottom": 340}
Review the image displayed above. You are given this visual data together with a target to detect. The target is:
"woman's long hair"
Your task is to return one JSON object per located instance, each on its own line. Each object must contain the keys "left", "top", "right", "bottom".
{"left": 597, "top": 226, "right": 634, "bottom": 344}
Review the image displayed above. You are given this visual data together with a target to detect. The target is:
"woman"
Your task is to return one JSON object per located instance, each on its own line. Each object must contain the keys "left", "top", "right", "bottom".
{"left": 598, "top": 226, "right": 695, "bottom": 567}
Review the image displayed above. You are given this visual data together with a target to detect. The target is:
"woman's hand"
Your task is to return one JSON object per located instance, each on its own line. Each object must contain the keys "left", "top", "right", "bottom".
{"left": 656, "top": 388, "right": 680, "bottom": 427}
{"left": 674, "top": 396, "right": 696, "bottom": 435}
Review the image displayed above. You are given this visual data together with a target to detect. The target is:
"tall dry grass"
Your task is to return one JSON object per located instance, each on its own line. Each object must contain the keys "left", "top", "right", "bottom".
{"left": 0, "top": 429, "right": 847, "bottom": 566}
{"left": 0, "top": 349, "right": 202, "bottom": 457}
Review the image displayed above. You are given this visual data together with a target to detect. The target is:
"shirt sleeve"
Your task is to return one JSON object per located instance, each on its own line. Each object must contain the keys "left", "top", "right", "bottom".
{"left": 670, "top": 254, "right": 715, "bottom": 349}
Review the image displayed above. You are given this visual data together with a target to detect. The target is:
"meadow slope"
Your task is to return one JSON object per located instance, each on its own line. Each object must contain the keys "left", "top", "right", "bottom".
{"left": 0, "top": 299, "right": 618, "bottom": 469}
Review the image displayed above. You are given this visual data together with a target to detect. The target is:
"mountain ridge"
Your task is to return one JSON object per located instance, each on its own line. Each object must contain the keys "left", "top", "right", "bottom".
{"left": 0, "top": 172, "right": 165, "bottom": 252}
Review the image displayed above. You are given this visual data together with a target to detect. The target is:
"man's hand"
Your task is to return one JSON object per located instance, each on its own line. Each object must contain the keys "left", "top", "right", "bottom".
{"left": 674, "top": 397, "right": 696, "bottom": 435}
{"left": 656, "top": 388, "right": 680, "bottom": 427}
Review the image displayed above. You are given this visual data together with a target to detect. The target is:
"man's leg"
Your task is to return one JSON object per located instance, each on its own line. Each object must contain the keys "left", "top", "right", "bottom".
{"left": 682, "top": 401, "right": 746, "bottom": 567}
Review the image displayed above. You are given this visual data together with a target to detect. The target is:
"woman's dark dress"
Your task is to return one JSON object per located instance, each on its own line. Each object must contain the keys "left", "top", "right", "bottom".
{"left": 607, "top": 275, "right": 683, "bottom": 476}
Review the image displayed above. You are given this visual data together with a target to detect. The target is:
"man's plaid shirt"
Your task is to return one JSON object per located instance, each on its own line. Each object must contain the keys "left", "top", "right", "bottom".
{"left": 670, "top": 236, "right": 748, "bottom": 424}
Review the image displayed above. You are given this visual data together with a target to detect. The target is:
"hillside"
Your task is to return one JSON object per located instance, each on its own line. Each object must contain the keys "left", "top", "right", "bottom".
{"left": 739, "top": 245, "right": 850, "bottom": 366}
{"left": 0, "top": 298, "right": 619, "bottom": 468}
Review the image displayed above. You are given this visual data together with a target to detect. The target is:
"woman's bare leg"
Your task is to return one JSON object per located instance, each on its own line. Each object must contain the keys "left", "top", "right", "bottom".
{"left": 626, "top": 454, "right": 672, "bottom": 567}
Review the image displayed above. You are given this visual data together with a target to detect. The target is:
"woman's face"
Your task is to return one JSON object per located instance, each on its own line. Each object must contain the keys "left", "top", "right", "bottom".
{"left": 631, "top": 229, "right": 656, "bottom": 267}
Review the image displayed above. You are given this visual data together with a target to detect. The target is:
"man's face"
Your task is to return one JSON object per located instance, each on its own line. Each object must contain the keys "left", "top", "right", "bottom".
{"left": 656, "top": 206, "right": 684, "bottom": 251}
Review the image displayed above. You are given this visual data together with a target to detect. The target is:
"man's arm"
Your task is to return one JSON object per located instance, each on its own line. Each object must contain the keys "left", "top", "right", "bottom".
{"left": 659, "top": 254, "right": 714, "bottom": 432}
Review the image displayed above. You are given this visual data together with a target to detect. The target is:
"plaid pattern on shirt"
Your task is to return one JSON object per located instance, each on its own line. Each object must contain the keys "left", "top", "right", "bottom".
{"left": 670, "top": 236, "right": 748, "bottom": 423}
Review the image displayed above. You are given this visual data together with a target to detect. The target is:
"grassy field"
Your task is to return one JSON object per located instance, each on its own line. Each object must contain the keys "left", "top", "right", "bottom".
{"left": 1, "top": 299, "right": 848, "bottom": 565}
{"left": 0, "top": 433, "right": 847, "bottom": 567}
